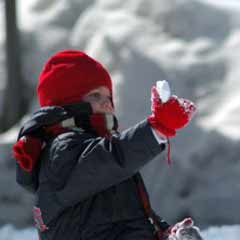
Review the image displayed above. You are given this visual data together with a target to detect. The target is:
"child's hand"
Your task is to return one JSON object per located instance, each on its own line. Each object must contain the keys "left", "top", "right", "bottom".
{"left": 148, "top": 86, "right": 196, "bottom": 137}
{"left": 168, "top": 218, "right": 204, "bottom": 240}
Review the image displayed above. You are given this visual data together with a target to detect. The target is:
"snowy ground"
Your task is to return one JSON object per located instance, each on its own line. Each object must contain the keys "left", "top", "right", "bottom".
{"left": 0, "top": 224, "right": 240, "bottom": 240}
{"left": 199, "top": 0, "right": 240, "bottom": 9}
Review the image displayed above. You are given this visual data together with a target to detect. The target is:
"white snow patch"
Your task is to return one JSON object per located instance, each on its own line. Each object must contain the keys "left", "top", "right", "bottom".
{"left": 0, "top": 125, "right": 19, "bottom": 144}
{"left": 0, "top": 225, "right": 37, "bottom": 240}
{"left": 0, "top": 224, "right": 240, "bottom": 240}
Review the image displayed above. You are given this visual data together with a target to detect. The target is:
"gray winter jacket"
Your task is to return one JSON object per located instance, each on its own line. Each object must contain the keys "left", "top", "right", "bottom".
{"left": 16, "top": 110, "right": 166, "bottom": 240}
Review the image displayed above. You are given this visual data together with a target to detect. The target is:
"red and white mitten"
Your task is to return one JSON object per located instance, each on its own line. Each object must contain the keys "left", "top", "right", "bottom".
{"left": 168, "top": 218, "right": 204, "bottom": 240}
{"left": 148, "top": 86, "right": 196, "bottom": 137}
{"left": 12, "top": 136, "right": 43, "bottom": 172}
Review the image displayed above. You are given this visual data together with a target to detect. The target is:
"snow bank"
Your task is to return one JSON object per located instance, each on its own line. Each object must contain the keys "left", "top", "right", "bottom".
{"left": 1, "top": 224, "right": 240, "bottom": 240}
{"left": 0, "top": 225, "right": 36, "bottom": 240}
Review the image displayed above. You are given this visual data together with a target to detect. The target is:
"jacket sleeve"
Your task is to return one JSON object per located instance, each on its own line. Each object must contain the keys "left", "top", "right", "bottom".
{"left": 16, "top": 163, "right": 39, "bottom": 193}
{"left": 49, "top": 120, "right": 165, "bottom": 206}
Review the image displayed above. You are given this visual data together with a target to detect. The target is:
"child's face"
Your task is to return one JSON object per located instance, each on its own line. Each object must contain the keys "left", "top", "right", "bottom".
{"left": 82, "top": 86, "right": 114, "bottom": 114}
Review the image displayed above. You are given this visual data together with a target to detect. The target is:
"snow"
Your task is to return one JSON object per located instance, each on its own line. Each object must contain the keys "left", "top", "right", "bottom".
{"left": 202, "top": 225, "right": 240, "bottom": 240}
{"left": 0, "top": 224, "right": 240, "bottom": 240}
{"left": 0, "top": 225, "right": 36, "bottom": 240}
{"left": 197, "top": 0, "right": 240, "bottom": 10}
{"left": 16, "top": 0, "right": 240, "bottom": 140}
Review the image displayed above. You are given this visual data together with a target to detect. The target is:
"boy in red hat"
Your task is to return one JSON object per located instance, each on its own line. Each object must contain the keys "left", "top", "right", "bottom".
{"left": 13, "top": 50, "right": 196, "bottom": 240}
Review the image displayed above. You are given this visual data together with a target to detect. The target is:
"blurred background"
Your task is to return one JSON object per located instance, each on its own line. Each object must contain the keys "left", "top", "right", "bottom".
{"left": 0, "top": 0, "right": 240, "bottom": 235}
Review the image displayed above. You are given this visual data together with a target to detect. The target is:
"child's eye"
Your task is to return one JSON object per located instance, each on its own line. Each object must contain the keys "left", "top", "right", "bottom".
{"left": 91, "top": 93, "right": 101, "bottom": 100}
{"left": 85, "top": 92, "right": 111, "bottom": 104}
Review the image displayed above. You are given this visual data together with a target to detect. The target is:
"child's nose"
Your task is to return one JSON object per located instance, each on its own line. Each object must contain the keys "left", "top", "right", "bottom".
{"left": 102, "top": 99, "right": 113, "bottom": 112}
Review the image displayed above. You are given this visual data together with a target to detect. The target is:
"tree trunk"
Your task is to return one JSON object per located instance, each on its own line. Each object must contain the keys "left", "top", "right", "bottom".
{"left": 1, "top": 0, "right": 26, "bottom": 132}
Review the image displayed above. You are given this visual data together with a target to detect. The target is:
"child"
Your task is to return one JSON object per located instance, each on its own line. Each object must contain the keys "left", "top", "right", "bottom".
{"left": 13, "top": 50, "right": 196, "bottom": 240}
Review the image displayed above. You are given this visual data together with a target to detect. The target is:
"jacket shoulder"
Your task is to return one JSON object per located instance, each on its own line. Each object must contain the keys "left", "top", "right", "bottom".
{"left": 47, "top": 130, "right": 93, "bottom": 189}
{"left": 50, "top": 130, "right": 92, "bottom": 155}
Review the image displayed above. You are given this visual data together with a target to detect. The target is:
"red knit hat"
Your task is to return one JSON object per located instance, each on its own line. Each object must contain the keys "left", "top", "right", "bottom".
{"left": 37, "top": 50, "right": 113, "bottom": 106}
